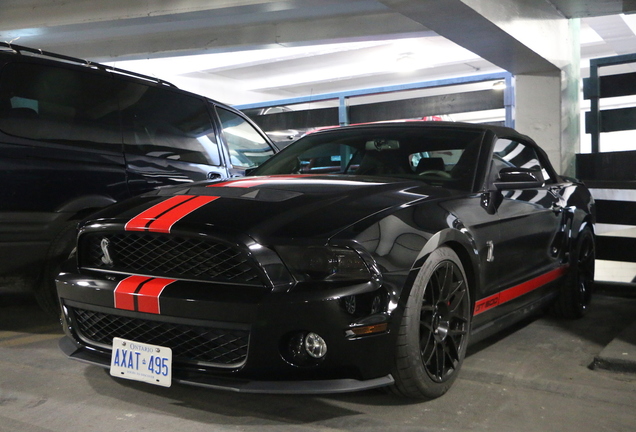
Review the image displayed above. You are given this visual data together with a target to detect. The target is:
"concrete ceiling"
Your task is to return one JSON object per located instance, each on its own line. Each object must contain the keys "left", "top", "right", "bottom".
{"left": 1, "top": 0, "right": 636, "bottom": 105}
{"left": 551, "top": 0, "right": 636, "bottom": 17}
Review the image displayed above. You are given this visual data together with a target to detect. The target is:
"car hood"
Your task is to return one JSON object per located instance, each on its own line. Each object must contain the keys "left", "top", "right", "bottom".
{"left": 86, "top": 175, "right": 456, "bottom": 244}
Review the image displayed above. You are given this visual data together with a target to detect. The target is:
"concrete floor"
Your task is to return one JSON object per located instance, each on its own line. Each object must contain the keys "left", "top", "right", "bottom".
{"left": 1, "top": 286, "right": 635, "bottom": 432}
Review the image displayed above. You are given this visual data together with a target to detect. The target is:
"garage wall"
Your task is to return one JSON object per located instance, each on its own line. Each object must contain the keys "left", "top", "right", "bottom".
{"left": 578, "top": 53, "right": 636, "bottom": 287}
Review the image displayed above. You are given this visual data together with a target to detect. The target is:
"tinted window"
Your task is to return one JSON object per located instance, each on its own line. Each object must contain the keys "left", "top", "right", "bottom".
{"left": 254, "top": 127, "right": 484, "bottom": 191}
{"left": 492, "top": 139, "right": 552, "bottom": 183}
{"left": 121, "top": 84, "right": 221, "bottom": 165}
{"left": 0, "top": 62, "right": 120, "bottom": 148}
{"left": 216, "top": 107, "right": 275, "bottom": 168}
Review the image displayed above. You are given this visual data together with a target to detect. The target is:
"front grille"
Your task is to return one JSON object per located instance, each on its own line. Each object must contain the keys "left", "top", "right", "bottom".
{"left": 71, "top": 307, "right": 249, "bottom": 368}
{"left": 80, "top": 233, "right": 261, "bottom": 284}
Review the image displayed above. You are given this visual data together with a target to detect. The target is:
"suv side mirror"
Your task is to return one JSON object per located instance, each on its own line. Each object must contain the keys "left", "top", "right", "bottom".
{"left": 493, "top": 167, "right": 544, "bottom": 190}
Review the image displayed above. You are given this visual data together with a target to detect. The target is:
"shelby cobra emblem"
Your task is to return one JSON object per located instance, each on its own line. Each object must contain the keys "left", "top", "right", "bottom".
{"left": 100, "top": 237, "right": 114, "bottom": 267}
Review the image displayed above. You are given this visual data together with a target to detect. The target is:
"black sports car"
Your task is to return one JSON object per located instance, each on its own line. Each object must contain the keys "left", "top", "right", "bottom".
{"left": 57, "top": 122, "right": 595, "bottom": 399}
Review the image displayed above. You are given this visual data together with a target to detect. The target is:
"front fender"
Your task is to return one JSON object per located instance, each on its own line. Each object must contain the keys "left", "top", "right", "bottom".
{"left": 413, "top": 227, "right": 478, "bottom": 268}
{"left": 386, "top": 227, "right": 481, "bottom": 318}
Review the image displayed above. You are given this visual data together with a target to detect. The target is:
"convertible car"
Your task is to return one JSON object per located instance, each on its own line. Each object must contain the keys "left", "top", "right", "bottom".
{"left": 57, "top": 122, "right": 595, "bottom": 399}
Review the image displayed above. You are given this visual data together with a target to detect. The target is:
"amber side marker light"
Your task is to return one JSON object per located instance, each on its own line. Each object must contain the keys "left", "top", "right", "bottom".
{"left": 346, "top": 323, "right": 388, "bottom": 337}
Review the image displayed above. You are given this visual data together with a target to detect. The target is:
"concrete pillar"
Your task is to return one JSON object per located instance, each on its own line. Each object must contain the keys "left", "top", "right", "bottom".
{"left": 514, "top": 22, "right": 581, "bottom": 177}
{"left": 515, "top": 74, "right": 564, "bottom": 171}
{"left": 380, "top": 0, "right": 581, "bottom": 175}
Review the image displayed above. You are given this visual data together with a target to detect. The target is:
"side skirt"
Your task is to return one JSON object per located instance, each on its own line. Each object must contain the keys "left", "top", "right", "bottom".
{"left": 468, "top": 291, "right": 558, "bottom": 345}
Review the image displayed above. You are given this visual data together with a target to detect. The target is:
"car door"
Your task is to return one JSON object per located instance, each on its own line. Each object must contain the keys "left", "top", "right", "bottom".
{"left": 119, "top": 81, "right": 229, "bottom": 195}
{"left": 486, "top": 138, "right": 564, "bottom": 313}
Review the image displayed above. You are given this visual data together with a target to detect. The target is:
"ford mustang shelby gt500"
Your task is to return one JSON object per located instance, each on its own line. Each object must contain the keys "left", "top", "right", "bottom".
{"left": 57, "top": 122, "right": 595, "bottom": 399}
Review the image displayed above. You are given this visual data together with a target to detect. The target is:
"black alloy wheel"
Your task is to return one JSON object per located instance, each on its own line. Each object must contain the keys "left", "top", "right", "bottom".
{"left": 391, "top": 247, "right": 471, "bottom": 399}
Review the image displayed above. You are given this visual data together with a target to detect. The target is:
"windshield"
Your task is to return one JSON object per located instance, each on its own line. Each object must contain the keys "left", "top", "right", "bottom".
{"left": 252, "top": 126, "right": 485, "bottom": 191}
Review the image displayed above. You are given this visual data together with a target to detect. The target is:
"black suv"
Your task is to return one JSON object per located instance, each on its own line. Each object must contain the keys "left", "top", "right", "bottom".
{"left": 0, "top": 43, "right": 278, "bottom": 314}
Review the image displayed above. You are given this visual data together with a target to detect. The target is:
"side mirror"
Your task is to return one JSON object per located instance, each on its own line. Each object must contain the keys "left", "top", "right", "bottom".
{"left": 480, "top": 190, "right": 503, "bottom": 215}
{"left": 493, "top": 168, "right": 544, "bottom": 190}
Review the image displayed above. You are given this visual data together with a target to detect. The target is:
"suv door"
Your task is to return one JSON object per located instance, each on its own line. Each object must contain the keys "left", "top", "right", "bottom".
{"left": 0, "top": 60, "right": 128, "bottom": 275}
{"left": 120, "top": 82, "right": 229, "bottom": 195}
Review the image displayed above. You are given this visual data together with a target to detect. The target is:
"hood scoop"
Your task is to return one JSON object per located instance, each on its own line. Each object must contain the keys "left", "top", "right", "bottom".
{"left": 170, "top": 184, "right": 303, "bottom": 202}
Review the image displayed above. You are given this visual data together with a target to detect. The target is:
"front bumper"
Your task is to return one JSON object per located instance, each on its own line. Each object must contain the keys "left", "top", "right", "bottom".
{"left": 59, "top": 336, "right": 394, "bottom": 394}
{"left": 56, "top": 271, "right": 399, "bottom": 394}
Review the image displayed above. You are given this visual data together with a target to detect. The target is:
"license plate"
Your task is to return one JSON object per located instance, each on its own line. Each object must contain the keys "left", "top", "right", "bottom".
{"left": 110, "top": 337, "right": 172, "bottom": 387}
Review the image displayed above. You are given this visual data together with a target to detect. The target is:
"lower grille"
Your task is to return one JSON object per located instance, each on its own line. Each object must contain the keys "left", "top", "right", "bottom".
{"left": 70, "top": 307, "right": 249, "bottom": 368}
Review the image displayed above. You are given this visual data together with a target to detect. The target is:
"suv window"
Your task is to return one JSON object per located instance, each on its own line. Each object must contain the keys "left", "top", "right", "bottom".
{"left": 0, "top": 62, "right": 120, "bottom": 148}
{"left": 216, "top": 106, "right": 275, "bottom": 168}
{"left": 121, "top": 84, "right": 221, "bottom": 165}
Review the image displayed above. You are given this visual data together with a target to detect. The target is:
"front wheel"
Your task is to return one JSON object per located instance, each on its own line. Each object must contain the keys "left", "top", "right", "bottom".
{"left": 391, "top": 247, "right": 471, "bottom": 399}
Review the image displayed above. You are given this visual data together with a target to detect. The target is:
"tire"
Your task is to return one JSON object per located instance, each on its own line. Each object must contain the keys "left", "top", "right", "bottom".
{"left": 33, "top": 222, "right": 78, "bottom": 317}
{"left": 552, "top": 226, "right": 595, "bottom": 319}
{"left": 391, "top": 247, "right": 471, "bottom": 399}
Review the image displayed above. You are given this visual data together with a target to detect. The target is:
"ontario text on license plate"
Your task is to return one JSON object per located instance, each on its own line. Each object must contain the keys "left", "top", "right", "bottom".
{"left": 110, "top": 337, "right": 172, "bottom": 387}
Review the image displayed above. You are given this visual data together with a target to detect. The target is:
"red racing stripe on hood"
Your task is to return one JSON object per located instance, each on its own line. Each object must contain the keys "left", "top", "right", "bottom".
{"left": 125, "top": 195, "right": 219, "bottom": 233}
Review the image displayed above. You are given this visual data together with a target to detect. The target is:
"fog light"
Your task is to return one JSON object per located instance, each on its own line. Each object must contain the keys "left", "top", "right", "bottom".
{"left": 281, "top": 331, "right": 328, "bottom": 366}
{"left": 304, "top": 332, "right": 327, "bottom": 359}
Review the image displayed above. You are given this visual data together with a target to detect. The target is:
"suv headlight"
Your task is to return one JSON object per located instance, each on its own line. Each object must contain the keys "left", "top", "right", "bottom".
{"left": 276, "top": 246, "right": 371, "bottom": 282}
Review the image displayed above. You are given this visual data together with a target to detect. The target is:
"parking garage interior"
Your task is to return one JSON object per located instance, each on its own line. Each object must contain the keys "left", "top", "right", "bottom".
{"left": 1, "top": 1, "right": 636, "bottom": 431}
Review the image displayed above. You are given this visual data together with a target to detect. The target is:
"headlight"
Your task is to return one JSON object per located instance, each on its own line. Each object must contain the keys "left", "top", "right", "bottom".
{"left": 276, "top": 246, "right": 371, "bottom": 282}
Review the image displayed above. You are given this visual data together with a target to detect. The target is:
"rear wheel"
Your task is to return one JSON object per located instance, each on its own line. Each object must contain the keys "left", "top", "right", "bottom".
{"left": 552, "top": 226, "right": 595, "bottom": 319}
{"left": 391, "top": 247, "right": 471, "bottom": 399}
